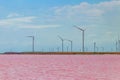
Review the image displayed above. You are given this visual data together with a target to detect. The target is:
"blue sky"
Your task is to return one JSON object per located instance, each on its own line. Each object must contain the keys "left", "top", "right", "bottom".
{"left": 0, "top": 0, "right": 120, "bottom": 53}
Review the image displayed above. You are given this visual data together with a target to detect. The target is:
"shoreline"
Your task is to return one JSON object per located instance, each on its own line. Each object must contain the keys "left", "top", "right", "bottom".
{"left": 1, "top": 52, "right": 120, "bottom": 55}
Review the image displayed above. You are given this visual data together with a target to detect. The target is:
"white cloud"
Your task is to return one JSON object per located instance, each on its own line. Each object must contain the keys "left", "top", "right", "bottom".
{"left": 0, "top": 15, "right": 60, "bottom": 29}
{"left": 0, "top": 16, "right": 36, "bottom": 25}
{"left": 0, "top": 16, "right": 36, "bottom": 27}
{"left": 53, "top": 0, "right": 120, "bottom": 18}
{"left": 20, "top": 24, "right": 60, "bottom": 29}
{"left": 98, "top": 0, "right": 120, "bottom": 8}
{"left": 7, "top": 13, "right": 22, "bottom": 18}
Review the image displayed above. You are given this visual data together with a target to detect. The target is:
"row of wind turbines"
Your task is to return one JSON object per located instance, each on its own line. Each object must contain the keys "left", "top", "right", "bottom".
{"left": 27, "top": 25, "right": 120, "bottom": 53}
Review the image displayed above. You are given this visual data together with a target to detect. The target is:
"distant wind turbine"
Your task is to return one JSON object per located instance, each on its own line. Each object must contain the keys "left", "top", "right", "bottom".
{"left": 27, "top": 36, "right": 35, "bottom": 52}
{"left": 74, "top": 25, "right": 85, "bottom": 52}
{"left": 94, "top": 42, "right": 96, "bottom": 52}
{"left": 58, "top": 35, "right": 64, "bottom": 52}
{"left": 64, "top": 39, "right": 73, "bottom": 52}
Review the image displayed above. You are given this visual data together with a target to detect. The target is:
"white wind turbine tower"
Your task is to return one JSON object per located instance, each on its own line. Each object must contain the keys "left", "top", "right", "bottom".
{"left": 94, "top": 42, "right": 96, "bottom": 52}
{"left": 118, "top": 35, "right": 120, "bottom": 52}
{"left": 58, "top": 35, "right": 64, "bottom": 52}
{"left": 74, "top": 25, "right": 85, "bottom": 52}
{"left": 64, "top": 39, "right": 73, "bottom": 52}
{"left": 27, "top": 36, "right": 35, "bottom": 52}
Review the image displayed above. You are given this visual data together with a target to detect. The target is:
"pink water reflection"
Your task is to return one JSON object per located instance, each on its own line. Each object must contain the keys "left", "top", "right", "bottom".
{"left": 0, "top": 55, "right": 120, "bottom": 80}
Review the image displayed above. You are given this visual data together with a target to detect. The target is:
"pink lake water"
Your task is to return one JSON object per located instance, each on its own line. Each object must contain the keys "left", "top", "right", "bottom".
{"left": 0, "top": 55, "right": 120, "bottom": 80}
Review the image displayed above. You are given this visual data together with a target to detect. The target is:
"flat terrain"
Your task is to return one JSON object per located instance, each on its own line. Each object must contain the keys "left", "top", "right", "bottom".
{"left": 4, "top": 52, "right": 120, "bottom": 55}
{"left": 0, "top": 55, "right": 120, "bottom": 80}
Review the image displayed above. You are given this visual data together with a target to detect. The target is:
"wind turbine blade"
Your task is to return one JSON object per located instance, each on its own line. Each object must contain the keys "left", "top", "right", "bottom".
{"left": 74, "top": 25, "right": 84, "bottom": 31}
{"left": 27, "top": 36, "right": 33, "bottom": 37}
{"left": 118, "top": 34, "right": 119, "bottom": 40}
{"left": 58, "top": 35, "right": 63, "bottom": 40}
{"left": 66, "top": 39, "right": 72, "bottom": 42}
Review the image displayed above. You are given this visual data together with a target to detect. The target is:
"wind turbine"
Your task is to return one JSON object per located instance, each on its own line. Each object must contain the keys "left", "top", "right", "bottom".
{"left": 74, "top": 25, "right": 85, "bottom": 52}
{"left": 101, "top": 47, "right": 104, "bottom": 52}
{"left": 118, "top": 40, "right": 120, "bottom": 52}
{"left": 27, "top": 36, "right": 35, "bottom": 52}
{"left": 57, "top": 47, "right": 60, "bottom": 52}
{"left": 64, "top": 39, "right": 73, "bottom": 52}
{"left": 116, "top": 34, "right": 120, "bottom": 52}
{"left": 118, "top": 35, "right": 120, "bottom": 52}
{"left": 116, "top": 41, "right": 118, "bottom": 52}
{"left": 94, "top": 42, "right": 96, "bottom": 52}
{"left": 58, "top": 35, "right": 64, "bottom": 52}
{"left": 66, "top": 46, "right": 69, "bottom": 52}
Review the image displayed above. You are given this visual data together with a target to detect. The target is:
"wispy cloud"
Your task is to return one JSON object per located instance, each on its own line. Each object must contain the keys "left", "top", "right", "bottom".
{"left": 20, "top": 24, "right": 60, "bottom": 29}
{"left": 52, "top": 0, "right": 120, "bottom": 26}
{"left": 0, "top": 16, "right": 36, "bottom": 26}
{"left": 54, "top": 0, "right": 120, "bottom": 16}
{"left": 7, "top": 13, "right": 22, "bottom": 18}
{"left": 0, "top": 14, "right": 60, "bottom": 29}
